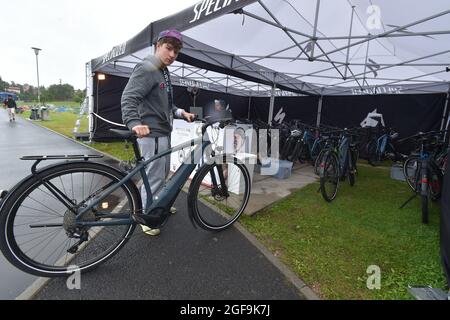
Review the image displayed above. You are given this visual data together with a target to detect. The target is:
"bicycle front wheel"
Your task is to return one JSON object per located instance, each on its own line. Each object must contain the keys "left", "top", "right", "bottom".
{"left": 320, "top": 153, "right": 340, "bottom": 202}
{"left": 188, "top": 156, "right": 251, "bottom": 231}
{"left": 0, "top": 161, "right": 140, "bottom": 277}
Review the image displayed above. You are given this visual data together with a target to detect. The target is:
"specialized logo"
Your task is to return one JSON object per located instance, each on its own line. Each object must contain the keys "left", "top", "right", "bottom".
{"left": 273, "top": 107, "right": 286, "bottom": 124}
{"left": 102, "top": 42, "right": 127, "bottom": 64}
{"left": 190, "top": 0, "right": 241, "bottom": 24}
{"left": 160, "top": 82, "right": 166, "bottom": 90}
{"left": 360, "top": 108, "right": 385, "bottom": 128}
{"left": 179, "top": 79, "right": 210, "bottom": 90}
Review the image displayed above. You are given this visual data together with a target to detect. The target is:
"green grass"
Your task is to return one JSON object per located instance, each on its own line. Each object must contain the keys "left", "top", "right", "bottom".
{"left": 18, "top": 109, "right": 134, "bottom": 161}
{"left": 19, "top": 110, "right": 88, "bottom": 137}
{"left": 17, "top": 100, "right": 81, "bottom": 108}
{"left": 20, "top": 110, "right": 447, "bottom": 299}
{"left": 240, "top": 165, "right": 446, "bottom": 299}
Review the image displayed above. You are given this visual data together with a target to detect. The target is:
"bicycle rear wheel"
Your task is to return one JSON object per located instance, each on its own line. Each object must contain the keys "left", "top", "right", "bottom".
{"left": 0, "top": 161, "right": 140, "bottom": 277}
{"left": 188, "top": 156, "right": 251, "bottom": 231}
{"left": 320, "top": 153, "right": 340, "bottom": 202}
{"left": 314, "top": 149, "right": 326, "bottom": 176}
{"left": 403, "top": 156, "right": 420, "bottom": 191}
{"left": 366, "top": 140, "right": 380, "bottom": 166}
{"left": 421, "top": 195, "right": 429, "bottom": 224}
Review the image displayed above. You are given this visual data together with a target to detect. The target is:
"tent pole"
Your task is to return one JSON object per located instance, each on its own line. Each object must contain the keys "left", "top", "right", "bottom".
{"left": 344, "top": 6, "right": 355, "bottom": 80}
{"left": 316, "top": 95, "right": 323, "bottom": 128}
{"left": 441, "top": 85, "right": 450, "bottom": 131}
{"left": 310, "top": 0, "right": 321, "bottom": 58}
{"left": 87, "top": 62, "right": 95, "bottom": 141}
{"left": 314, "top": 9, "right": 450, "bottom": 60}
{"left": 248, "top": 94, "right": 252, "bottom": 120}
{"left": 268, "top": 83, "right": 276, "bottom": 125}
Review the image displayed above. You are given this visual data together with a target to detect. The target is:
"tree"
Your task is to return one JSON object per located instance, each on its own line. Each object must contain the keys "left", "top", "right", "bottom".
{"left": 46, "top": 84, "right": 75, "bottom": 101}
{"left": 0, "top": 76, "right": 8, "bottom": 92}
{"left": 73, "top": 89, "right": 86, "bottom": 104}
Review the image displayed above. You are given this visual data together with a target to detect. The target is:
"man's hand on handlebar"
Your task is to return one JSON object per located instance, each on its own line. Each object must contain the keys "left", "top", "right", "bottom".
{"left": 182, "top": 110, "right": 196, "bottom": 123}
{"left": 132, "top": 125, "right": 150, "bottom": 138}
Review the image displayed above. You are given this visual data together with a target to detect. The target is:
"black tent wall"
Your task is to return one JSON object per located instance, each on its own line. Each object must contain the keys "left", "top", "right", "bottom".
{"left": 92, "top": 73, "right": 447, "bottom": 144}
{"left": 93, "top": 74, "right": 130, "bottom": 141}
{"left": 321, "top": 93, "right": 447, "bottom": 138}
{"left": 249, "top": 96, "right": 320, "bottom": 125}
{"left": 441, "top": 166, "right": 450, "bottom": 289}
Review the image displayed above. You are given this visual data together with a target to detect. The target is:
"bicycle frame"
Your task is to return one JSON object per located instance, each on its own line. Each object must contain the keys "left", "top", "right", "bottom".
{"left": 69, "top": 135, "right": 212, "bottom": 228}
{"left": 338, "top": 136, "right": 351, "bottom": 177}
{"left": 376, "top": 133, "right": 389, "bottom": 156}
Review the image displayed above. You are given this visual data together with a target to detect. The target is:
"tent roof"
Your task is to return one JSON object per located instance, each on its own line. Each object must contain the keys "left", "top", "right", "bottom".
{"left": 90, "top": 0, "right": 450, "bottom": 96}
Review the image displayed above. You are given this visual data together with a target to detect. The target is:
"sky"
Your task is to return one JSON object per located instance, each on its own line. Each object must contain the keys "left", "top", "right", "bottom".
{"left": 0, "top": 0, "right": 199, "bottom": 90}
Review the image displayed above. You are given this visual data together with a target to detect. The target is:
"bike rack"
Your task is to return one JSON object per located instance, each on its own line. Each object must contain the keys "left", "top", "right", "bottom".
{"left": 20, "top": 155, "right": 104, "bottom": 174}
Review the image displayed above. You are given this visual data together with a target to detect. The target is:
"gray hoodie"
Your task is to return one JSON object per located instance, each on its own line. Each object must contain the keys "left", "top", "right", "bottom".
{"left": 121, "top": 54, "right": 182, "bottom": 137}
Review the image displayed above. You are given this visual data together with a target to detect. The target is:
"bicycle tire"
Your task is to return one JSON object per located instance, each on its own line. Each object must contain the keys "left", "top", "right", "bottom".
{"left": 403, "top": 156, "right": 420, "bottom": 191}
{"left": 429, "top": 163, "right": 443, "bottom": 202}
{"left": 187, "top": 156, "right": 251, "bottom": 231}
{"left": 348, "top": 149, "right": 357, "bottom": 186}
{"left": 280, "top": 137, "right": 295, "bottom": 160}
{"left": 314, "top": 149, "right": 326, "bottom": 176}
{"left": 287, "top": 141, "right": 301, "bottom": 162}
{"left": 366, "top": 140, "right": 380, "bottom": 166}
{"left": 0, "top": 161, "right": 140, "bottom": 277}
{"left": 421, "top": 195, "right": 429, "bottom": 224}
{"left": 320, "top": 152, "right": 340, "bottom": 202}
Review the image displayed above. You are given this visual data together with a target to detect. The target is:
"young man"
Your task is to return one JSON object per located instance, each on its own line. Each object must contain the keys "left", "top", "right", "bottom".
{"left": 6, "top": 95, "right": 16, "bottom": 122}
{"left": 121, "top": 29, "right": 195, "bottom": 236}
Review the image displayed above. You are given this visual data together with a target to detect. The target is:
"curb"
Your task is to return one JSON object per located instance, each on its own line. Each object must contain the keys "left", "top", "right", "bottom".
{"left": 197, "top": 197, "right": 320, "bottom": 300}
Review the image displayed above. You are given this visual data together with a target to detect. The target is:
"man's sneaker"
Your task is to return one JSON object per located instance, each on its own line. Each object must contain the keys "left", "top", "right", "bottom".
{"left": 140, "top": 225, "right": 160, "bottom": 236}
{"left": 170, "top": 207, "right": 177, "bottom": 214}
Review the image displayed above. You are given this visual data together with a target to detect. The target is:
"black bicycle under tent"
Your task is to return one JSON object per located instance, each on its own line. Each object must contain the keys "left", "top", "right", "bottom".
{"left": 84, "top": 0, "right": 450, "bottom": 291}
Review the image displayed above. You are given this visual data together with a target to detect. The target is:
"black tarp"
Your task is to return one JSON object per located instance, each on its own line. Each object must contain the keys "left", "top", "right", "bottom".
{"left": 442, "top": 166, "right": 450, "bottom": 289}
{"left": 249, "top": 95, "right": 319, "bottom": 125}
{"left": 92, "top": 73, "right": 250, "bottom": 141}
{"left": 321, "top": 94, "right": 447, "bottom": 138}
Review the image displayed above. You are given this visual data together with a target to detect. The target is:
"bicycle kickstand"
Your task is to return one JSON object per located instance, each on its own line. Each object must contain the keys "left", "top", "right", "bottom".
{"left": 399, "top": 193, "right": 417, "bottom": 209}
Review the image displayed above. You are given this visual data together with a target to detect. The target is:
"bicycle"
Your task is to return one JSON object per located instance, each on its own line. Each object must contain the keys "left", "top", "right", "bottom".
{"left": 319, "top": 129, "right": 359, "bottom": 202}
{"left": 400, "top": 131, "right": 445, "bottom": 224}
{"left": 366, "top": 127, "right": 405, "bottom": 166}
{"left": 0, "top": 112, "right": 252, "bottom": 277}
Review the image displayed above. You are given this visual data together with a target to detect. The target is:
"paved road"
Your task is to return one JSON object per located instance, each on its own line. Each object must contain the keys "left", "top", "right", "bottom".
{"left": 0, "top": 109, "right": 103, "bottom": 299}
{"left": 0, "top": 109, "right": 307, "bottom": 300}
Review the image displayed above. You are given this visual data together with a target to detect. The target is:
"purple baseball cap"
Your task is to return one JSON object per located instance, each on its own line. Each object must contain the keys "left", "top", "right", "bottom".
{"left": 157, "top": 29, "right": 183, "bottom": 43}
